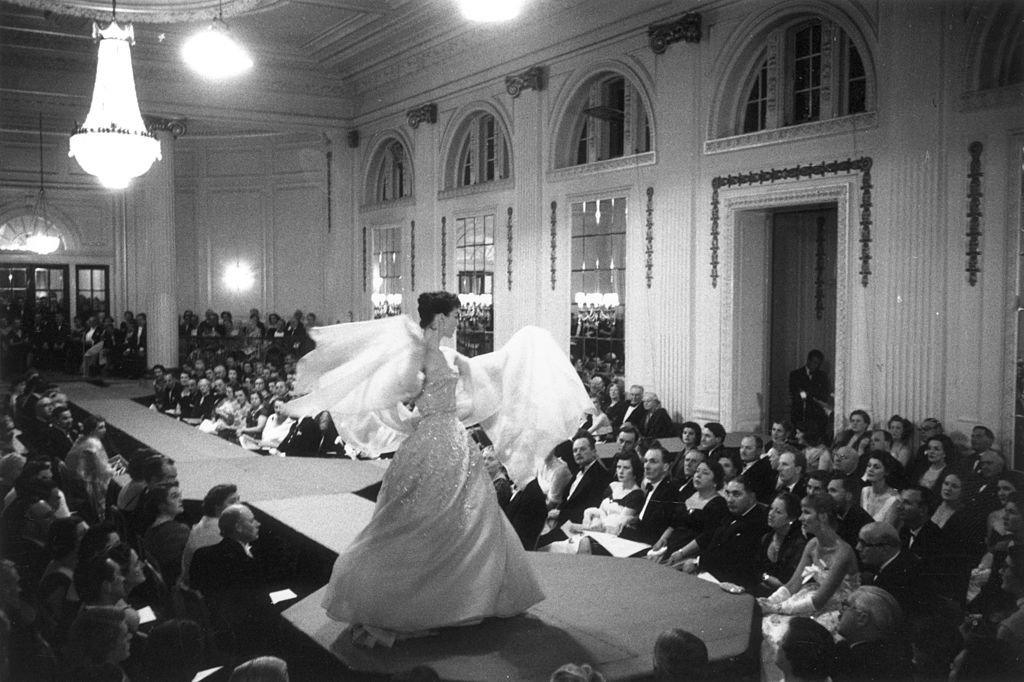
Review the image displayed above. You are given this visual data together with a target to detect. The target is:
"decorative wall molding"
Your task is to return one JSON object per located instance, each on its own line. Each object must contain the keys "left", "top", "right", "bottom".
{"left": 359, "top": 196, "right": 416, "bottom": 213}
{"left": 647, "top": 12, "right": 701, "bottom": 54}
{"left": 710, "top": 157, "right": 873, "bottom": 287}
{"left": 437, "top": 177, "right": 514, "bottom": 201}
{"left": 440, "top": 216, "right": 447, "bottom": 289}
{"left": 548, "top": 151, "right": 655, "bottom": 182}
{"left": 815, "top": 216, "right": 826, "bottom": 319}
{"left": 505, "top": 65, "right": 546, "bottom": 98}
{"left": 410, "top": 219, "right": 416, "bottom": 290}
{"left": 966, "top": 141, "right": 984, "bottom": 286}
{"left": 717, "top": 182, "right": 853, "bottom": 436}
{"left": 143, "top": 116, "right": 187, "bottom": 138}
{"left": 958, "top": 84, "right": 1024, "bottom": 112}
{"left": 645, "top": 186, "right": 654, "bottom": 288}
{"left": 703, "top": 112, "right": 877, "bottom": 155}
{"left": 550, "top": 201, "right": 557, "bottom": 290}
{"left": 361, "top": 226, "right": 367, "bottom": 292}
{"left": 506, "top": 207, "right": 513, "bottom": 291}
{"left": 407, "top": 103, "right": 438, "bottom": 129}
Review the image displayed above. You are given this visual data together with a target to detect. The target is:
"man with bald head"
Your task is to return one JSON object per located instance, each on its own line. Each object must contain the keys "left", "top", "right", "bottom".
{"left": 857, "top": 522, "right": 926, "bottom": 618}
{"left": 189, "top": 504, "right": 278, "bottom": 656}
{"left": 537, "top": 434, "right": 611, "bottom": 547}
{"left": 639, "top": 392, "right": 675, "bottom": 439}
{"left": 621, "top": 385, "right": 647, "bottom": 433}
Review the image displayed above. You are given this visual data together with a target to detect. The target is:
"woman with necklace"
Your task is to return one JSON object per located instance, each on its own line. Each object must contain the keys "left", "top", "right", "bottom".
{"left": 757, "top": 492, "right": 808, "bottom": 597}
{"left": 861, "top": 453, "right": 900, "bottom": 526}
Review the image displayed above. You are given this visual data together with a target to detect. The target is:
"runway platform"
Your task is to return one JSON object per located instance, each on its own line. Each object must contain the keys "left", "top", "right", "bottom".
{"left": 64, "top": 380, "right": 759, "bottom": 681}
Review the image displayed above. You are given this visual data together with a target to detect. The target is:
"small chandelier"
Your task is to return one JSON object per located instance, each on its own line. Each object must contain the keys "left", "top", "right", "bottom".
{"left": 69, "top": 2, "right": 161, "bottom": 190}
{"left": 182, "top": 1, "right": 253, "bottom": 79}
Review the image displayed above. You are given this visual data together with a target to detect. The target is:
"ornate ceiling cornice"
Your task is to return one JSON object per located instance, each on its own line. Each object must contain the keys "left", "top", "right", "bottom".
{"left": 3, "top": 1, "right": 267, "bottom": 23}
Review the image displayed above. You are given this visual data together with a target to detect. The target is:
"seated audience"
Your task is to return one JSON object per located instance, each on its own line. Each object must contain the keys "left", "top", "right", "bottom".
{"left": 141, "top": 618, "right": 207, "bottom": 682}
{"left": 37, "top": 514, "right": 87, "bottom": 646}
{"left": 549, "top": 662, "right": 605, "bottom": 682}
{"left": 738, "top": 435, "right": 775, "bottom": 504}
{"left": 62, "top": 436, "right": 120, "bottom": 526}
{"left": 834, "top": 409, "right": 872, "bottom": 455}
{"left": 63, "top": 604, "right": 132, "bottom": 681}
{"left": 538, "top": 435, "right": 612, "bottom": 547}
{"left": 910, "top": 433, "right": 956, "bottom": 499}
{"left": 775, "top": 450, "right": 807, "bottom": 499}
{"left": 229, "top": 655, "right": 290, "bottom": 682}
{"left": 756, "top": 492, "right": 807, "bottom": 597}
{"left": 886, "top": 414, "right": 914, "bottom": 468}
{"left": 182, "top": 483, "right": 240, "bottom": 586}
{"left": 584, "top": 395, "right": 613, "bottom": 441}
{"left": 716, "top": 448, "right": 743, "bottom": 486}
{"left": 668, "top": 421, "right": 702, "bottom": 481}
{"left": 856, "top": 521, "right": 926, "bottom": 619}
{"left": 482, "top": 445, "right": 513, "bottom": 509}
{"left": 759, "top": 493, "right": 860, "bottom": 681}
{"left": 795, "top": 424, "right": 831, "bottom": 472}
{"left": 638, "top": 393, "right": 674, "bottom": 439}
{"left": 932, "top": 471, "right": 987, "bottom": 604}
{"left": 667, "top": 477, "right": 769, "bottom": 591}
{"left": 651, "top": 459, "right": 726, "bottom": 556}
{"left": 141, "top": 483, "right": 189, "bottom": 588}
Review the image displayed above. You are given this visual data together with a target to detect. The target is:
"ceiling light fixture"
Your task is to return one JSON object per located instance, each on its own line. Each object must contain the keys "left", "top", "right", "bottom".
{"left": 69, "top": 1, "right": 161, "bottom": 190}
{"left": 182, "top": 0, "right": 253, "bottom": 79}
{"left": 457, "top": 0, "right": 525, "bottom": 22}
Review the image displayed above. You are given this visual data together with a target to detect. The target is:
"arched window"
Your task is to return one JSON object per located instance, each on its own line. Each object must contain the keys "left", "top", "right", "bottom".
{"left": 557, "top": 72, "right": 652, "bottom": 169}
{"left": 972, "top": 1, "right": 1024, "bottom": 90}
{"left": 0, "top": 213, "right": 65, "bottom": 255}
{"left": 455, "top": 113, "right": 509, "bottom": 187}
{"left": 372, "top": 140, "right": 411, "bottom": 203}
{"left": 736, "top": 17, "right": 870, "bottom": 135}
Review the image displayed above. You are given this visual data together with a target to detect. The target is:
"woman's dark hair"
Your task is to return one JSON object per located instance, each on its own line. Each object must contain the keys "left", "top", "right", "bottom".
{"left": 850, "top": 409, "right": 871, "bottom": 425}
{"left": 774, "top": 491, "right": 802, "bottom": 520}
{"left": 698, "top": 458, "right": 726, "bottom": 490}
{"left": 201, "top": 484, "right": 238, "bottom": 517}
{"left": 141, "top": 483, "right": 180, "bottom": 527}
{"left": 887, "top": 414, "right": 914, "bottom": 444}
{"left": 796, "top": 422, "right": 824, "bottom": 446}
{"left": 717, "top": 449, "right": 743, "bottom": 480}
{"left": 615, "top": 452, "right": 643, "bottom": 484}
{"left": 802, "top": 492, "right": 839, "bottom": 527}
{"left": 417, "top": 291, "right": 461, "bottom": 329}
{"left": 81, "top": 414, "right": 105, "bottom": 436}
{"left": 927, "top": 434, "right": 957, "bottom": 467}
{"left": 680, "top": 421, "right": 701, "bottom": 441}
{"left": 780, "top": 616, "right": 835, "bottom": 679}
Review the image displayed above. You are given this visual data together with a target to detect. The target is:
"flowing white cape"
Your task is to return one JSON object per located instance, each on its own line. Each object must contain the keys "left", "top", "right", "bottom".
{"left": 285, "top": 315, "right": 593, "bottom": 486}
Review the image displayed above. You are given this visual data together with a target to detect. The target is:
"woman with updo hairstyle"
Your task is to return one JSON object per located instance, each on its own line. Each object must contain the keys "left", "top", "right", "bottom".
{"left": 287, "top": 290, "right": 589, "bottom": 646}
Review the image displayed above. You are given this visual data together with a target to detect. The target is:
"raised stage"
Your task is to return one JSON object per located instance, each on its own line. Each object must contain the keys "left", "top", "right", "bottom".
{"left": 64, "top": 380, "right": 759, "bottom": 681}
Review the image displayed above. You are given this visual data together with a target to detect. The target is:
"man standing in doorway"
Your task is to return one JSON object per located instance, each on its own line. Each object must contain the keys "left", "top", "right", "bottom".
{"left": 789, "top": 349, "right": 832, "bottom": 431}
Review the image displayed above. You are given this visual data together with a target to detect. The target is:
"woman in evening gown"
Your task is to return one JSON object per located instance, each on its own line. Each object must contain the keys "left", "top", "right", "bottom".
{"left": 286, "top": 292, "right": 591, "bottom": 647}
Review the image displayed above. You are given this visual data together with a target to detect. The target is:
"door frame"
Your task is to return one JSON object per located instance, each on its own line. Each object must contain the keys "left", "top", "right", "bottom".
{"left": 717, "top": 176, "right": 862, "bottom": 435}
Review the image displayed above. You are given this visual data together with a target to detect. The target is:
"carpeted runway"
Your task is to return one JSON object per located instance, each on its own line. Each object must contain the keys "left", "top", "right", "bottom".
{"left": 63, "top": 380, "right": 759, "bottom": 681}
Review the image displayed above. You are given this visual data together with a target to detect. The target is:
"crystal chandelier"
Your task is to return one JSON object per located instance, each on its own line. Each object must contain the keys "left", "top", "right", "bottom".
{"left": 69, "top": 3, "right": 161, "bottom": 190}
{"left": 182, "top": 1, "right": 253, "bottom": 79}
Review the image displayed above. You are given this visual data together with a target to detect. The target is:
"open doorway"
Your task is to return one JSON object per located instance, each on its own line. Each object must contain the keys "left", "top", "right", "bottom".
{"left": 767, "top": 205, "right": 837, "bottom": 428}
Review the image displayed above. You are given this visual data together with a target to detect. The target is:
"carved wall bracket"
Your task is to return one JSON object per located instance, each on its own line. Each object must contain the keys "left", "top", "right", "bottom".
{"left": 645, "top": 187, "right": 654, "bottom": 288}
{"left": 966, "top": 141, "right": 984, "bottom": 286}
{"left": 505, "top": 65, "right": 546, "bottom": 98}
{"left": 441, "top": 216, "right": 447, "bottom": 289}
{"left": 710, "top": 157, "right": 874, "bottom": 287}
{"left": 550, "top": 201, "right": 558, "bottom": 290}
{"left": 648, "top": 12, "right": 701, "bottom": 54}
{"left": 410, "top": 220, "right": 416, "bottom": 290}
{"left": 815, "top": 216, "right": 826, "bottom": 319}
{"left": 143, "top": 116, "right": 187, "bottom": 138}
{"left": 407, "top": 103, "right": 437, "bottom": 129}
{"left": 506, "top": 207, "right": 514, "bottom": 291}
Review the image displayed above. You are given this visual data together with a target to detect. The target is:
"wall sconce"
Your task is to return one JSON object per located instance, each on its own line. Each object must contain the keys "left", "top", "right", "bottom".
{"left": 223, "top": 261, "right": 255, "bottom": 293}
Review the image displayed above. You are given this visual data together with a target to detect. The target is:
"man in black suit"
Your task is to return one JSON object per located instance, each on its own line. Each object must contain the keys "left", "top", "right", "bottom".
{"left": 788, "top": 349, "right": 831, "bottom": 430}
{"left": 699, "top": 422, "right": 726, "bottom": 462}
{"left": 828, "top": 474, "right": 872, "bottom": 550}
{"left": 775, "top": 450, "right": 807, "bottom": 500}
{"left": 618, "top": 445, "right": 678, "bottom": 545}
{"left": 189, "top": 504, "right": 280, "bottom": 656}
{"left": 738, "top": 435, "right": 775, "bottom": 504}
{"left": 857, "top": 522, "right": 926, "bottom": 619}
{"left": 504, "top": 478, "right": 548, "bottom": 549}
{"left": 833, "top": 586, "right": 913, "bottom": 681}
{"left": 537, "top": 434, "right": 611, "bottom": 547}
{"left": 896, "top": 487, "right": 943, "bottom": 562}
{"left": 639, "top": 393, "right": 675, "bottom": 439}
{"left": 667, "top": 477, "right": 769, "bottom": 591}
{"left": 620, "top": 385, "right": 646, "bottom": 432}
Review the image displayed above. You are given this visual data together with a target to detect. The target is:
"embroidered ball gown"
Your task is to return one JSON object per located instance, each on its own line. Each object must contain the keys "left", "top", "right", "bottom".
{"left": 286, "top": 315, "right": 591, "bottom": 645}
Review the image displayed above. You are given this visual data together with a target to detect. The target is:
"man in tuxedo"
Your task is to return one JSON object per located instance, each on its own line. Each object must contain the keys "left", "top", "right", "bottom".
{"left": 43, "top": 406, "right": 77, "bottom": 463}
{"left": 618, "top": 445, "right": 678, "bottom": 545}
{"left": 965, "top": 425, "right": 997, "bottom": 474}
{"left": 833, "top": 586, "right": 913, "bottom": 681}
{"left": 699, "top": 422, "right": 726, "bottom": 461}
{"left": 667, "top": 477, "right": 769, "bottom": 591}
{"left": 828, "top": 474, "right": 872, "bottom": 549}
{"left": 788, "top": 349, "right": 831, "bottom": 429}
{"left": 504, "top": 478, "right": 548, "bottom": 550}
{"left": 896, "top": 487, "right": 943, "bottom": 561}
{"left": 189, "top": 504, "right": 279, "bottom": 656}
{"left": 857, "top": 522, "right": 926, "bottom": 619}
{"left": 775, "top": 451, "right": 807, "bottom": 499}
{"left": 738, "top": 435, "right": 775, "bottom": 504}
{"left": 670, "top": 449, "right": 706, "bottom": 499}
{"left": 621, "top": 385, "right": 646, "bottom": 432}
{"left": 639, "top": 393, "right": 675, "bottom": 439}
{"left": 537, "top": 435, "right": 611, "bottom": 546}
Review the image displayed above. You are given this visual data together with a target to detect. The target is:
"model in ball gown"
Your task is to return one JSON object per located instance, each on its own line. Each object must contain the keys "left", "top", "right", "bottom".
{"left": 286, "top": 315, "right": 592, "bottom": 646}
